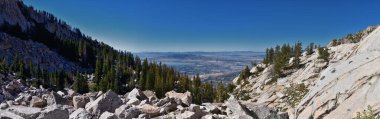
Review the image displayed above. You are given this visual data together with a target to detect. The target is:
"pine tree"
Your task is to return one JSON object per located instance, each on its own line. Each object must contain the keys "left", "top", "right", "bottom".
{"left": 99, "top": 75, "right": 109, "bottom": 92}
{"left": 17, "top": 60, "right": 25, "bottom": 79}
{"left": 112, "top": 78, "right": 120, "bottom": 94}
{"left": 73, "top": 72, "right": 89, "bottom": 94}
{"left": 268, "top": 48, "right": 274, "bottom": 64}
{"left": 127, "top": 77, "right": 136, "bottom": 91}
{"left": 94, "top": 57, "right": 102, "bottom": 90}
{"left": 107, "top": 69, "right": 115, "bottom": 91}
{"left": 42, "top": 69, "right": 50, "bottom": 88}
{"left": 83, "top": 77, "right": 89, "bottom": 94}
{"left": 146, "top": 64, "right": 156, "bottom": 90}
{"left": 215, "top": 83, "right": 226, "bottom": 103}
{"left": 27, "top": 60, "right": 34, "bottom": 78}
{"left": 306, "top": 42, "right": 314, "bottom": 55}
{"left": 194, "top": 74, "right": 201, "bottom": 87}
{"left": 293, "top": 42, "right": 302, "bottom": 68}
{"left": 139, "top": 58, "right": 148, "bottom": 90}
{"left": 238, "top": 66, "right": 251, "bottom": 84}
{"left": 0, "top": 57, "right": 5, "bottom": 73}
{"left": 154, "top": 69, "right": 163, "bottom": 98}
{"left": 56, "top": 71, "right": 65, "bottom": 90}
{"left": 135, "top": 56, "right": 141, "bottom": 76}
{"left": 191, "top": 74, "right": 202, "bottom": 104}
{"left": 202, "top": 83, "right": 214, "bottom": 103}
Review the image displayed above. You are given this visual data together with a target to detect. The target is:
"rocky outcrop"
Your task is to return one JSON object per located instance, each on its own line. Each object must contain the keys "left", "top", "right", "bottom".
{"left": 114, "top": 105, "right": 140, "bottom": 119}
{"left": 225, "top": 96, "right": 255, "bottom": 118}
{"left": 296, "top": 26, "right": 380, "bottom": 119}
{"left": 30, "top": 96, "right": 46, "bottom": 108}
{"left": 177, "top": 111, "right": 197, "bottom": 119}
{"left": 36, "top": 105, "right": 69, "bottom": 119}
{"left": 85, "top": 90, "right": 123, "bottom": 117}
{"left": 244, "top": 103, "right": 288, "bottom": 119}
{"left": 69, "top": 108, "right": 92, "bottom": 119}
{"left": 45, "top": 91, "right": 70, "bottom": 106}
{"left": 165, "top": 91, "right": 192, "bottom": 107}
{"left": 127, "top": 88, "right": 148, "bottom": 100}
{"left": 99, "top": 111, "right": 117, "bottom": 119}
{"left": 72, "top": 95, "right": 89, "bottom": 109}
{"left": 7, "top": 106, "right": 41, "bottom": 119}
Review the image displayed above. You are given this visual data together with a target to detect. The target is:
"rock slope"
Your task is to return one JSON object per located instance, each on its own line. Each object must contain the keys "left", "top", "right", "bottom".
{"left": 296, "top": 25, "right": 380, "bottom": 119}
{"left": 0, "top": 75, "right": 287, "bottom": 119}
{"left": 233, "top": 25, "right": 380, "bottom": 119}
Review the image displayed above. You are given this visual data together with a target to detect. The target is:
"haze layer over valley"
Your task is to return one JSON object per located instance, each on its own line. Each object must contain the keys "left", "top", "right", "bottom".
{"left": 137, "top": 51, "right": 264, "bottom": 83}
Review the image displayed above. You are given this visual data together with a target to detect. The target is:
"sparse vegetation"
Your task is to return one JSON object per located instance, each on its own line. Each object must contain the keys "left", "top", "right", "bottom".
{"left": 331, "top": 26, "right": 377, "bottom": 46}
{"left": 356, "top": 105, "right": 376, "bottom": 119}
{"left": 284, "top": 83, "right": 309, "bottom": 107}
{"left": 236, "top": 90, "right": 251, "bottom": 101}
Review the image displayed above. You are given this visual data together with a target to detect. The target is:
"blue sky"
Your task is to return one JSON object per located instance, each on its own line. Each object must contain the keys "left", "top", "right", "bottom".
{"left": 24, "top": 0, "right": 380, "bottom": 52}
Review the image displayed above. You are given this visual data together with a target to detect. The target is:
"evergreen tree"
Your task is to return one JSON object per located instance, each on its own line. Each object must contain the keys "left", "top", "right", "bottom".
{"left": 202, "top": 83, "right": 214, "bottom": 103}
{"left": 73, "top": 72, "right": 89, "bottom": 94}
{"left": 293, "top": 42, "right": 302, "bottom": 68}
{"left": 145, "top": 64, "right": 155, "bottom": 90}
{"left": 193, "top": 74, "right": 201, "bottom": 87}
{"left": 139, "top": 58, "right": 148, "bottom": 90}
{"left": 99, "top": 75, "right": 109, "bottom": 92}
{"left": 17, "top": 60, "right": 25, "bottom": 79}
{"left": 237, "top": 66, "right": 251, "bottom": 84}
{"left": 94, "top": 57, "right": 102, "bottom": 90}
{"left": 318, "top": 47, "right": 330, "bottom": 62}
{"left": 56, "top": 71, "right": 65, "bottom": 90}
{"left": 0, "top": 57, "right": 6, "bottom": 73}
{"left": 154, "top": 69, "right": 164, "bottom": 98}
{"left": 306, "top": 42, "right": 314, "bottom": 55}
{"left": 191, "top": 74, "right": 202, "bottom": 104}
{"left": 107, "top": 69, "right": 115, "bottom": 91}
{"left": 127, "top": 77, "right": 136, "bottom": 91}
{"left": 112, "top": 78, "right": 121, "bottom": 94}
{"left": 215, "top": 82, "right": 227, "bottom": 103}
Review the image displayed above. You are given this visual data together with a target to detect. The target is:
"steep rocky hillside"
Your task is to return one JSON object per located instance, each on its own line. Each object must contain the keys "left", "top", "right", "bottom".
{"left": 0, "top": 0, "right": 119, "bottom": 72}
{"left": 0, "top": 32, "right": 82, "bottom": 71}
{"left": 232, "top": 25, "right": 380, "bottom": 119}
{"left": 297, "top": 25, "right": 380, "bottom": 119}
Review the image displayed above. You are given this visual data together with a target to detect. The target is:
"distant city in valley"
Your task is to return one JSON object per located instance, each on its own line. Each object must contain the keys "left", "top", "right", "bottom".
{"left": 137, "top": 51, "right": 264, "bottom": 84}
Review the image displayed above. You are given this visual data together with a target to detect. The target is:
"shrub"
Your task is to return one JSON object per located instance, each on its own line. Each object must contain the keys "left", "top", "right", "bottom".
{"left": 284, "top": 83, "right": 309, "bottom": 107}
{"left": 356, "top": 105, "right": 376, "bottom": 119}
{"left": 318, "top": 47, "right": 330, "bottom": 62}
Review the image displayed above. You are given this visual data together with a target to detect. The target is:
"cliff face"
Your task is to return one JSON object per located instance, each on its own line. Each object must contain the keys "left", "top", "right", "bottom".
{"left": 0, "top": 0, "right": 80, "bottom": 40}
{"left": 297, "top": 26, "right": 380, "bottom": 119}
{"left": 0, "top": 0, "right": 102, "bottom": 72}
{"left": 233, "top": 25, "right": 380, "bottom": 118}
{"left": 0, "top": 0, "right": 31, "bottom": 31}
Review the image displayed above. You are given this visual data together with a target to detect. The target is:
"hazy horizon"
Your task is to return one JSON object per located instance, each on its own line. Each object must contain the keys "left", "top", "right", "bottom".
{"left": 24, "top": 0, "right": 380, "bottom": 52}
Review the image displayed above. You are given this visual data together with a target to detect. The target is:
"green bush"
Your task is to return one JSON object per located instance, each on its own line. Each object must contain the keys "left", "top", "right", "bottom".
{"left": 357, "top": 105, "right": 376, "bottom": 119}
{"left": 318, "top": 47, "right": 330, "bottom": 62}
{"left": 284, "top": 83, "right": 309, "bottom": 107}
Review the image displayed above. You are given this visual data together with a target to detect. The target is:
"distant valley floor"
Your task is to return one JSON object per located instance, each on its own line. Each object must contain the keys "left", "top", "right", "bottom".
{"left": 136, "top": 51, "right": 264, "bottom": 83}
